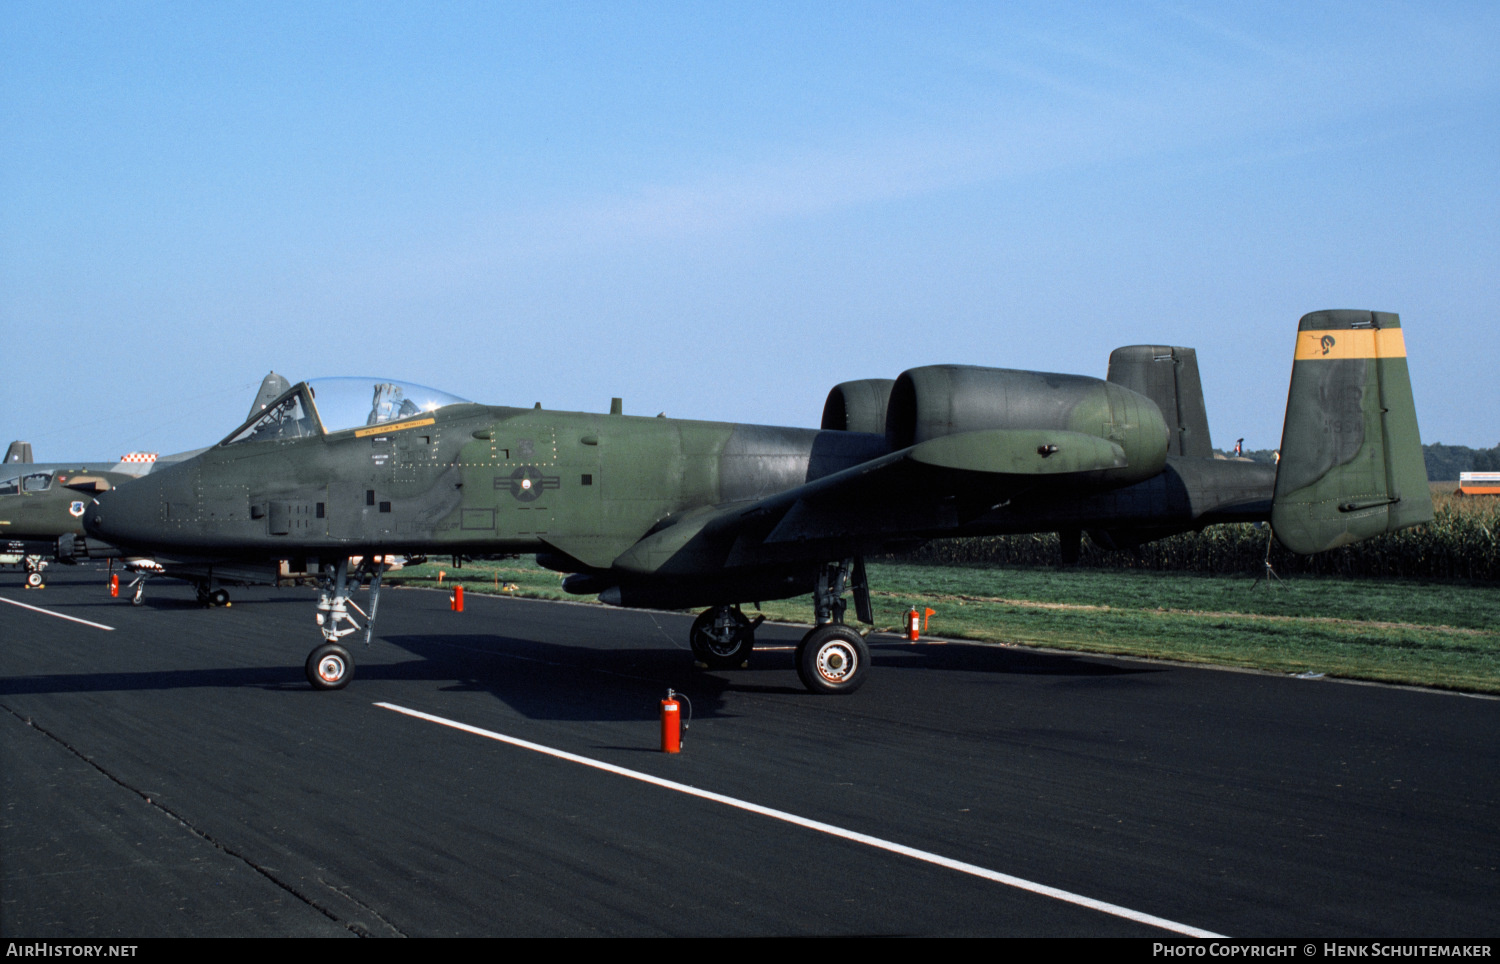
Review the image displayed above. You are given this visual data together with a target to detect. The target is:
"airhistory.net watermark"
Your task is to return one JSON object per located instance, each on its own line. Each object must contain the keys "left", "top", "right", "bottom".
{"left": 5, "top": 946, "right": 137, "bottom": 957}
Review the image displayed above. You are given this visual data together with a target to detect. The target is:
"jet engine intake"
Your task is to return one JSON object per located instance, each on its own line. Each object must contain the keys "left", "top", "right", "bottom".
{"left": 821, "top": 379, "right": 896, "bottom": 434}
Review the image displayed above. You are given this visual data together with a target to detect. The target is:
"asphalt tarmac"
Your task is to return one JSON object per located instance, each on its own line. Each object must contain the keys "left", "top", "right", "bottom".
{"left": 2, "top": 565, "right": 1496, "bottom": 937}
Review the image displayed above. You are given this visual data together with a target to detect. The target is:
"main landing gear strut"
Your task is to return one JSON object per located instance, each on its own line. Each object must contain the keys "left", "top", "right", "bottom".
{"left": 306, "top": 557, "right": 386, "bottom": 691}
{"left": 689, "top": 605, "right": 766, "bottom": 668}
{"left": 123, "top": 573, "right": 224, "bottom": 607}
{"left": 194, "top": 583, "right": 231, "bottom": 607}
{"left": 797, "top": 557, "right": 873, "bottom": 695}
{"left": 689, "top": 557, "right": 874, "bottom": 695}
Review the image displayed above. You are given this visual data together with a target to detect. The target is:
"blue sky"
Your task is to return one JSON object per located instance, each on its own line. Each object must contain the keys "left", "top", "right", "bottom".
{"left": 3, "top": 1, "right": 1496, "bottom": 460}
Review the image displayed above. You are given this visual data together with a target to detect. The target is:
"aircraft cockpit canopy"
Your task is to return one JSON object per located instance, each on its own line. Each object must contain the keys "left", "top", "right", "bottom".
{"left": 222, "top": 378, "right": 471, "bottom": 446}
{"left": 310, "top": 378, "right": 471, "bottom": 434}
{"left": 0, "top": 472, "right": 53, "bottom": 496}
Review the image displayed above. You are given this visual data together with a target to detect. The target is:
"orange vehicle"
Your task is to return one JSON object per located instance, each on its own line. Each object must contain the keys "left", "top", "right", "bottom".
{"left": 1458, "top": 471, "right": 1500, "bottom": 495}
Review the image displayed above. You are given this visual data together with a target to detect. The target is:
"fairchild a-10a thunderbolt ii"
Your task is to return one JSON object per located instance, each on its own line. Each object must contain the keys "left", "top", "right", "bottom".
{"left": 83, "top": 310, "right": 1430, "bottom": 694}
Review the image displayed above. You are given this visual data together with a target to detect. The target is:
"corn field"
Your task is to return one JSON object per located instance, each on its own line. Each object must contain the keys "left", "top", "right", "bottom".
{"left": 889, "top": 489, "right": 1500, "bottom": 581}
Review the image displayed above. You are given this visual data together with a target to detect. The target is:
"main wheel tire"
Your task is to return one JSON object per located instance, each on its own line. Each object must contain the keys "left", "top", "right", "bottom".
{"left": 689, "top": 606, "right": 755, "bottom": 669}
{"left": 795, "top": 624, "right": 869, "bottom": 695}
{"left": 210, "top": 588, "right": 230, "bottom": 607}
{"left": 306, "top": 643, "right": 354, "bottom": 690}
{"left": 25, "top": 572, "right": 43, "bottom": 588}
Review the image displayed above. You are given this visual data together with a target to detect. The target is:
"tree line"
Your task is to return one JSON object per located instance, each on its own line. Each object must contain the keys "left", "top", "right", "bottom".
{"left": 1213, "top": 443, "right": 1500, "bottom": 481}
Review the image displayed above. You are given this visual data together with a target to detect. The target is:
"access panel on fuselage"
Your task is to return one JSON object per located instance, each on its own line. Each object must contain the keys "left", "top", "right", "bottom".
{"left": 324, "top": 429, "right": 399, "bottom": 540}
{"left": 595, "top": 417, "right": 724, "bottom": 533}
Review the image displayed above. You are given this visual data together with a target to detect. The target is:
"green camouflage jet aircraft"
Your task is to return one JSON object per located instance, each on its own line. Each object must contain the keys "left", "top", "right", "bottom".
{"left": 83, "top": 310, "right": 1430, "bottom": 694}
{"left": 1, "top": 452, "right": 136, "bottom": 586}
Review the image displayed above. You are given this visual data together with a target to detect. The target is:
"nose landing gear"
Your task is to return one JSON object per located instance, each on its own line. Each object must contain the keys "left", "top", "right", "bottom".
{"left": 305, "top": 557, "right": 385, "bottom": 690}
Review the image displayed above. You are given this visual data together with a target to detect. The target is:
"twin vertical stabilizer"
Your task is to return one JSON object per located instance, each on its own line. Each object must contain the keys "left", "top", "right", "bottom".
{"left": 1107, "top": 345, "right": 1213, "bottom": 458}
{"left": 1271, "top": 310, "right": 1432, "bottom": 553}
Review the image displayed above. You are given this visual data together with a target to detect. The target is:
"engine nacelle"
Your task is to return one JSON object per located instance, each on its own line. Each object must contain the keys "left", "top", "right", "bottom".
{"left": 885, "top": 365, "right": 1170, "bottom": 479}
{"left": 821, "top": 379, "right": 895, "bottom": 434}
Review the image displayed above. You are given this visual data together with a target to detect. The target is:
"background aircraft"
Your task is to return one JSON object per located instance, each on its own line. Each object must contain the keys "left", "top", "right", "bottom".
{"left": 1, "top": 373, "right": 291, "bottom": 602}
{"left": 83, "top": 311, "right": 1429, "bottom": 694}
{"left": 2, "top": 450, "right": 157, "bottom": 588}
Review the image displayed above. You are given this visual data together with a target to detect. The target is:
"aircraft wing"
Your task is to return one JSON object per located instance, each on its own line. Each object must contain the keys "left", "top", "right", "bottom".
{"left": 609, "top": 428, "right": 1129, "bottom": 575}
{"left": 759, "top": 428, "right": 1125, "bottom": 545}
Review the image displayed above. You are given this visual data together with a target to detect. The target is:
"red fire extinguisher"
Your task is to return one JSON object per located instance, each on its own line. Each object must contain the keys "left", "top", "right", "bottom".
{"left": 907, "top": 606, "right": 920, "bottom": 641}
{"left": 450, "top": 584, "right": 464, "bottom": 612}
{"left": 109, "top": 573, "right": 119, "bottom": 598}
{"left": 661, "top": 689, "right": 682, "bottom": 753}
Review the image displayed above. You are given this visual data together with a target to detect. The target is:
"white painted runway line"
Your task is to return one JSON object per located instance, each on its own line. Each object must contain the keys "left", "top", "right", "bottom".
{"left": 376, "top": 700, "right": 1227, "bottom": 938}
{"left": 0, "top": 595, "right": 115, "bottom": 630}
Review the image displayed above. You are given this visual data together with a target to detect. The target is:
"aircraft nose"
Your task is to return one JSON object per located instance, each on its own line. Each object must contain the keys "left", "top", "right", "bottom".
{"left": 82, "top": 488, "right": 118, "bottom": 540}
{"left": 84, "top": 479, "right": 156, "bottom": 548}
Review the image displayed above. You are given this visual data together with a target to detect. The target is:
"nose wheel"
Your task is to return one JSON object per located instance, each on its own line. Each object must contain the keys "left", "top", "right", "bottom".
{"left": 306, "top": 642, "right": 353, "bottom": 690}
